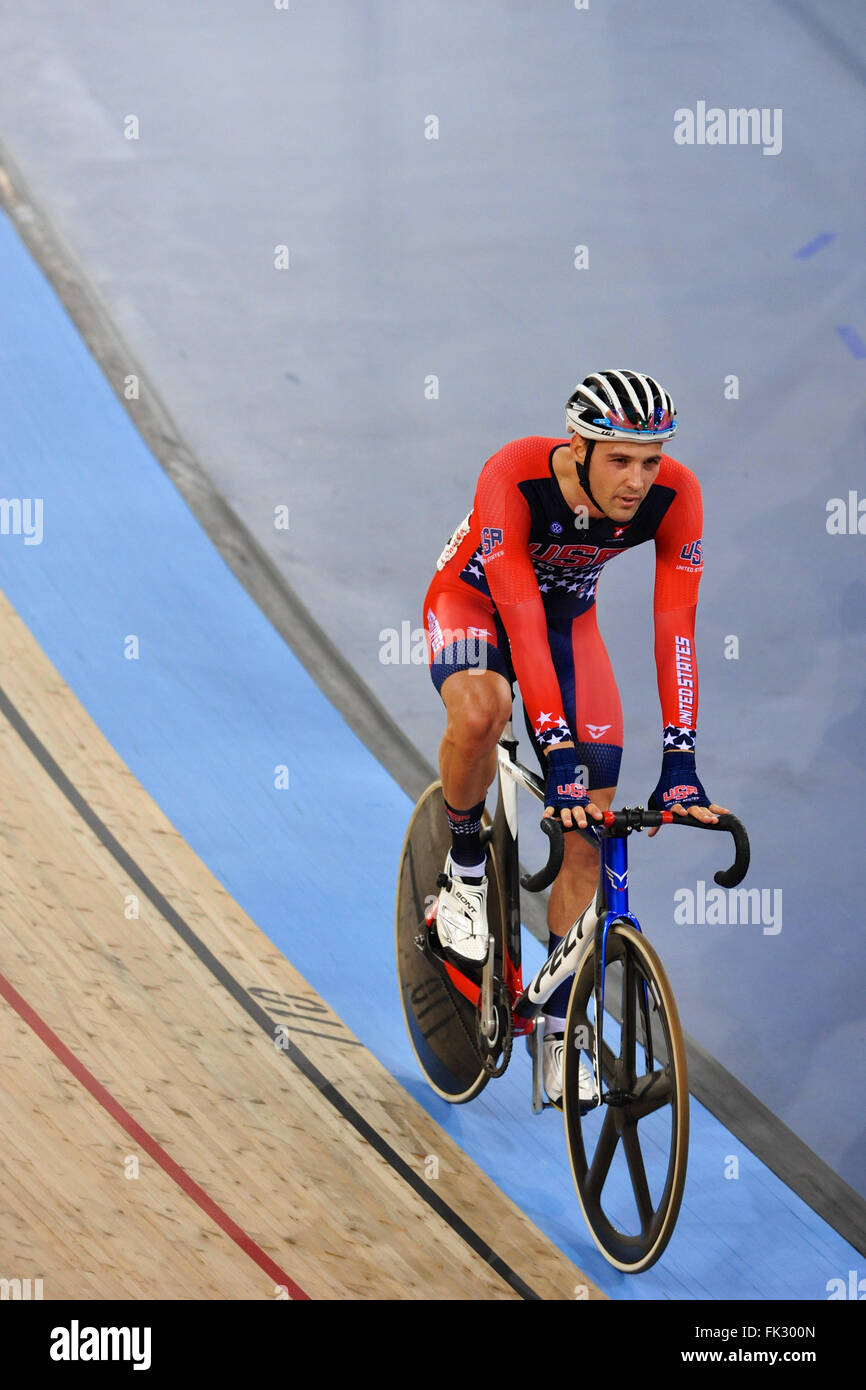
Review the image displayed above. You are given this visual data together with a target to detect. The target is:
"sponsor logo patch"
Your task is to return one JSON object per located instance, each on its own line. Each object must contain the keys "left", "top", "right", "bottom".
{"left": 427, "top": 608, "right": 444, "bottom": 655}
{"left": 586, "top": 723, "right": 612, "bottom": 740}
{"left": 436, "top": 512, "right": 472, "bottom": 570}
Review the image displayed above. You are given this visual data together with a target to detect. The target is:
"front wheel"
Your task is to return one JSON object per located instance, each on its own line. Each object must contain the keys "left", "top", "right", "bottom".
{"left": 562, "top": 921, "right": 689, "bottom": 1273}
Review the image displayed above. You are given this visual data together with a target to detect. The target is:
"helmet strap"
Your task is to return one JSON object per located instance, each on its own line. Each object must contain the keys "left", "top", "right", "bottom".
{"left": 574, "top": 439, "right": 602, "bottom": 512}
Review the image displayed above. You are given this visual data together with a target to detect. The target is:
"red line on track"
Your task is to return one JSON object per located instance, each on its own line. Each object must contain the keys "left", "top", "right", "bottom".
{"left": 0, "top": 970, "right": 311, "bottom": 1301}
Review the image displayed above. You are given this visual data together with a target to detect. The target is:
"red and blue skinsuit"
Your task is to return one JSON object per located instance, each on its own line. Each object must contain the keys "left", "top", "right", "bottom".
{"left": 424, "top": 435, "right": 705, "bottom": 792}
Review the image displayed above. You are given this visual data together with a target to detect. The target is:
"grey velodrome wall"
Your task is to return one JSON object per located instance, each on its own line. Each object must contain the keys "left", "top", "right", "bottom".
{"left": 1, "top": 2, "right": 864, "bottom": 1195}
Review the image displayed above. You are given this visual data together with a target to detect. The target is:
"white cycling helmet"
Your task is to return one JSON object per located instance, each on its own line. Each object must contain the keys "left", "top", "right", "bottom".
{"left": 565, "top": 369, "right": 677, "bottom": 509}
{"left": 566, "top": 369, "right": 677, "bottom": 442}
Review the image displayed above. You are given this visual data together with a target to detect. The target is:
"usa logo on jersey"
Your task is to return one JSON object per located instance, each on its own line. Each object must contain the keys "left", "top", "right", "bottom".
{"left": 481, "top": 525, "right": 504, "bottom": 556}
{"left": 680, "top": 539, "right": 703, "bottom": 566}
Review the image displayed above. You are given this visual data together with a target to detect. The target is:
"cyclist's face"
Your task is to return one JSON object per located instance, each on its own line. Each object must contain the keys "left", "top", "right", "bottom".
{"left": 573, "top": 437, "right": 662, "bottom": 520}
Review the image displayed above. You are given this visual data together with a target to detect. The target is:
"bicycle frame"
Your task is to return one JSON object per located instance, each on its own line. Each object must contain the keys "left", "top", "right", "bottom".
{"left": 449, "top": 722, "right": 745, "bottom": 1106}
{"left": 491, "top": 721, "right": 644, "bottom": 1099}
{"left": 400, "top": 727, "right": 748, "bottom": 1264}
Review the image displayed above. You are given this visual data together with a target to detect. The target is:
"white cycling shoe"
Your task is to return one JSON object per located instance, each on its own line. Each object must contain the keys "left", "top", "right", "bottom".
{"left": 543, "top": 1032, "right": 599, "bottom": 1112}
{"left": 434, "top": 854, "right": 490, "bottom": 965}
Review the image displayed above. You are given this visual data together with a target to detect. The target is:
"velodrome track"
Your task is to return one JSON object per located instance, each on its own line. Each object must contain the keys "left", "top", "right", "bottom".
{"left": 0, "top": 589, "right": 597, "bottom": 1301}
{"left": 0, "top": 195, "right": 862, "bottom": 1302}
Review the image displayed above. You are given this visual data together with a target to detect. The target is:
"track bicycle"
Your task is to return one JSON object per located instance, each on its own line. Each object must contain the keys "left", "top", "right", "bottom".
{"left": 395, "top": 721, "right": 749, "bottom": 1272}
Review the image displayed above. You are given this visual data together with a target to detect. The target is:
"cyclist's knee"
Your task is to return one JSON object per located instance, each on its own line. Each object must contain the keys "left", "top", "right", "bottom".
{"left": 562, "top": 833, "right": 598, "bottom": 869}
{"left": 590, "top": 785, "right": 616, "bottom": 812}
{"left": 561, "top": 787, "right": 616, "bottom": 860}
{"left": 442, "top": 673, "right": 511, "bottom": 752}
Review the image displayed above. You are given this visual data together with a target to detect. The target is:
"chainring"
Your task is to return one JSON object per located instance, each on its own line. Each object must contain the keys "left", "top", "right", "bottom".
{"left": 476, "top": 977, "right": 513, "bottom": 1078}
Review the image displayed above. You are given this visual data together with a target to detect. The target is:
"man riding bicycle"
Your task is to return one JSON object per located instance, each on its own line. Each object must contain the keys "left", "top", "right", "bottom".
{"left": 423, "top": 369, "right": 729, "bottom": 1108}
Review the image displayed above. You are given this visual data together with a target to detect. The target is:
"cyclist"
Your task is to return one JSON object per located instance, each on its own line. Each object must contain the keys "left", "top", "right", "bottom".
{"left": 423, "top": 369, "right": 729, "bottom": 1108}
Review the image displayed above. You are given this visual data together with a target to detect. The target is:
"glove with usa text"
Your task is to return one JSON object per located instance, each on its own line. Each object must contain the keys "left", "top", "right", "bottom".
{"left": 544, "top": 747, "right": 592, "bottom": 813}
{"left": 648, "top": 751, "right": 711, "bottom": 812}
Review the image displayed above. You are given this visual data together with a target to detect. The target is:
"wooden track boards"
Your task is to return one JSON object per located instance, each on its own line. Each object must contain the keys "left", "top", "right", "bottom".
{"left": 0, "top": 590, "right": 604, "bottom": 1301}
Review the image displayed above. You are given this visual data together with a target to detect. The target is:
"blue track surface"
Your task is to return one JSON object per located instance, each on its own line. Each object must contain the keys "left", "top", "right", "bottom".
{"left": 0, "top": 207, "right": 858, "bottom": 1300}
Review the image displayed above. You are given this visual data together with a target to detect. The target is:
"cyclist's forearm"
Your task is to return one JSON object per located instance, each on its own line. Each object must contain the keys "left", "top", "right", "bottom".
{"left": 654, "top": 603, "right": 699, "bottom": 751}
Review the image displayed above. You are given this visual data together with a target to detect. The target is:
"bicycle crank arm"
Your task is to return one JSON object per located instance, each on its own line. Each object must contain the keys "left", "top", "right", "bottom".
{"left": 479, "top": 935, "right": 497, "bottom": 1042}
{"left": 529, "top": 1016, "right": 545, "bottom": 1114}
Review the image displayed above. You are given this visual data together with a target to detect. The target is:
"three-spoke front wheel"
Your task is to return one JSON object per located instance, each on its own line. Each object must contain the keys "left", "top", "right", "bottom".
{"left": 562, "top": 921, "right": 689, "bottom": 1273}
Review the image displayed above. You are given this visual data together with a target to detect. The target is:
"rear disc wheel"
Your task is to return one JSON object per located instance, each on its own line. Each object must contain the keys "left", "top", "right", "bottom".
{"left": 395, "top": 780, "right": 506, "bottom": 1103}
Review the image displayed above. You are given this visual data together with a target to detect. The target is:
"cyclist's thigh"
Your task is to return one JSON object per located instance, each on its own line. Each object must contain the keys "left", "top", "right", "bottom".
{"left": 424, "top": 581, "right": 515, "bottom": 720}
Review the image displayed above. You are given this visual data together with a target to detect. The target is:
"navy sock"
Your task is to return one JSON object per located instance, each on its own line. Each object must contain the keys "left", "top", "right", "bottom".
{"left": 443, "top": 796, "right": 486, "bottom": 879}
{"left": 543, "top": 932, "right": 573, "bottom": 1021}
